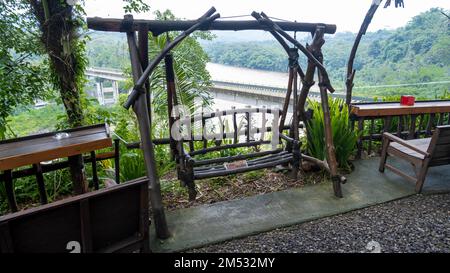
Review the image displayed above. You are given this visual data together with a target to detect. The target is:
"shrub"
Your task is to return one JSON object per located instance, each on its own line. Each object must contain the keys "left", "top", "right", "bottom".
{"left": 306, "top": 98, "right": 358, "bottom": 171}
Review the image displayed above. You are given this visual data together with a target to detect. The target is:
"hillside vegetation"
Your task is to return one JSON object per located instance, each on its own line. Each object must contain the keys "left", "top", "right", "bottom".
{"left": 204, "top": 8, "right": 449, "bottom": 98}
{"left": 86, "top": 8, "right": 449, "bottom": 98}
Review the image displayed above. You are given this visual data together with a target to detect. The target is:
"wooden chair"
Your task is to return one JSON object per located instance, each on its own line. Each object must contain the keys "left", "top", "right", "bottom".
{"left": 379, "top": 125, "right": 450, "bottom": 193}
{"left": 0, "top": 177, "right": 150, "bottom": 253}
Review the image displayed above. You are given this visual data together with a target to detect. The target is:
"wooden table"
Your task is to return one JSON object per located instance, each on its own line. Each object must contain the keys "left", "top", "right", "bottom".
{"left": 350, "top": 100, "right": 450, "bottom": 158}
{"left": 0, "top": 124, "right": 112, "bottom": 212}
{"left": 351, "top": 100, "right": 450, "bottom": 117}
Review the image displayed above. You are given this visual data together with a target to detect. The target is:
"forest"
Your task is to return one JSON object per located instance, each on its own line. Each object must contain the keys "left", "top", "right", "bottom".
{"left": 85, "top": 8, "right": 449, "bottom": 98}
{"left": 203, "top": 8, "right": 449, "bottom": 97}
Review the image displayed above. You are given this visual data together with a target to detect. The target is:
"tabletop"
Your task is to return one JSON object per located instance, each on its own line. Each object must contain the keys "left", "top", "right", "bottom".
{"left": 350, "top": 100, "right": 450, "bottom": 117}
{"left": 0, "top": 124, "right": 112, "bottom": 171}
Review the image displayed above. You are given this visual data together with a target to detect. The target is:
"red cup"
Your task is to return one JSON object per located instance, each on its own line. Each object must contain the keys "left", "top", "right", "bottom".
{"left": 400, "top": 95, "right": 415, "bottom": 106}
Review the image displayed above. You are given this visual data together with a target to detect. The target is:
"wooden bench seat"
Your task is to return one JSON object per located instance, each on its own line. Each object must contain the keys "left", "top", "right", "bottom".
{"left": 194, "top": 151, "right": 293, "bottom": 179}
{"left": 173, "top": 107, "right": 301, "bottom": 200}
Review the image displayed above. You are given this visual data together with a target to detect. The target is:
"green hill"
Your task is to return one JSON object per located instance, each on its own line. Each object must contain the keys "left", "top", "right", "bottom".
{"left": 203, "top": 8, "right": 449, "bottom": 98}
{"left": 86, "top": 8, "right": 449, "bottom": 98}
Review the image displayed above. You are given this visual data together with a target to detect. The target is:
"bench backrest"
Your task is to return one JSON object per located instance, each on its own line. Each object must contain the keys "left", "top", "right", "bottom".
{"left": 0, "top": 178, "right": 149, "bottom": 253}
{"left": 176, "top": 107, "right": 284, "bottom": 154}
{"left": 428, "top": 125, "right": 450, "bottom": 167}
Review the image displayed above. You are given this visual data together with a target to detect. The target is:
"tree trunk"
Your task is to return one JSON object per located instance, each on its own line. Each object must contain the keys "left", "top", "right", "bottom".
{"left": 29, "top": 0, "right": 85, "bottom": 127}
{"left": 29, "top": 0, "right": 87, "bottom": 193}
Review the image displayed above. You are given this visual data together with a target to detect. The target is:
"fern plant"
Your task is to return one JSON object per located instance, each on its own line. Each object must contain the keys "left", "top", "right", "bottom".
{"left": 306, "top": 98, "right": 359, "bottom": 171}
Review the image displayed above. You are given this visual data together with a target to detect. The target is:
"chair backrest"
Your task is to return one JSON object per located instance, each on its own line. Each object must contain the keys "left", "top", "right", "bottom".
{"left": 428, "top": 125, "right": 450, "bottom": 167}
{"left": 0, "top": 178, "right": 149, "bottom": 253}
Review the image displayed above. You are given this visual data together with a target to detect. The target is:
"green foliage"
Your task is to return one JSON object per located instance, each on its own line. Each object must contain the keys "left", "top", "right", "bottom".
{"left": 306, "top": 98, "right": 358, "bottom": 170}
{"left": 122, "top": 0, "right": 150, "bottom": 14}
{"left": 86, "top": 32, "right": 129, "bottom": 68}
{"left": 204, "top": 8, "right": 450, "bottom": 98}
{"left": 0, "top": 0, "right": 52, "bottom": 139}
{"left": 205, "top": 41, "right": 288, "bottom": 72}
{"left": 7, "top": 104, "right": 64, "bottom": 137}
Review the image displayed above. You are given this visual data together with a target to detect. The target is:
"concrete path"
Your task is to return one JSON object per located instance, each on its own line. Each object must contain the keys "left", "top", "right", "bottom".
{"left": 149, "top": 157, "right": 450, "bottom": 252}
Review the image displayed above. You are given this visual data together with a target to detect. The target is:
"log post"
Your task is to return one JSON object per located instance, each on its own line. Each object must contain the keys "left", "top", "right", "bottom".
{"left": 165, "top": 53, "right": 178, "bottom": 160}
{"left": 315, "top": 28, "right": 342, "bottom": 198}
{"left": 125, "top": 15, "right": 170, "bottom": 239}
{"left": 291, "top": 65, "right": 301, "bottom": 180}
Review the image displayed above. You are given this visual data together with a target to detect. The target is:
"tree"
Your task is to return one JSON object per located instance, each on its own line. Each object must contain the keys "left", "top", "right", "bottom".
{"left": 26, "top": 0, "right": 88, "bottom": 127}
{"left": 345, "top": 0, "right": 405, "bottom": 105}
{"left": 0, "top": 0, "right": 51, "bottom": 139}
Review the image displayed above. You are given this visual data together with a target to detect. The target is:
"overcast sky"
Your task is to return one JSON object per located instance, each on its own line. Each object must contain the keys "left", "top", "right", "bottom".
{"left": 85, "top": 0, "right": 450, "bottom": 33}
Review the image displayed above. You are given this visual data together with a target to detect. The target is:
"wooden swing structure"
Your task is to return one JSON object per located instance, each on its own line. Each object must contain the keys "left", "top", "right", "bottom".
{"left": 87, "top": 7, "right": 345, "bottom": 239}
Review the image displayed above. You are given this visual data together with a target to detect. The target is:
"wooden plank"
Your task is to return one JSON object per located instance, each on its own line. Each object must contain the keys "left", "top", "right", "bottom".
{"left": 0, "top": 151, "right": 115, "bottom": 181}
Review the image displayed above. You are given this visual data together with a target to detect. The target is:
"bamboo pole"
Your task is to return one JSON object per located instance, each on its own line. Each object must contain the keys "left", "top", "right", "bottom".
{"left": 314, "top": 27, "right": 343, "bottom": 198}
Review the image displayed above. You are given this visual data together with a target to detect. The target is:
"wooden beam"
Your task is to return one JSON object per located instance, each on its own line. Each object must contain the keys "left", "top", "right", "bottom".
{"left": 87, "top": 18, "right": 337, "bottom": 35}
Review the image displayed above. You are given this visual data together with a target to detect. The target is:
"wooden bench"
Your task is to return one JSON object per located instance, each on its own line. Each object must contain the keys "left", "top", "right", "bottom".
{"left": 0, "top": 178, "right": 150, "bottom": 253}
{"left": 379, "top": 125, "right": 450, "bottom": 193}
{"left": 173, "top": 107, "right": 302, "bottom": 200}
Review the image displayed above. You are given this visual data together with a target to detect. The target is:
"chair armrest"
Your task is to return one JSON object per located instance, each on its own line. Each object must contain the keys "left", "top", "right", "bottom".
{"left": 382, "top": 132, "right": 430, "bottom": 157}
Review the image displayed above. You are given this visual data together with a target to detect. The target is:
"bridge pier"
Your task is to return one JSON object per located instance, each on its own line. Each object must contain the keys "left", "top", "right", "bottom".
{"left": 96, "top": 82, "right": 105, "bottom": 105}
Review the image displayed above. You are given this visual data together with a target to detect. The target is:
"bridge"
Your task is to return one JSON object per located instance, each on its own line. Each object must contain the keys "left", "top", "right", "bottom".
{"left": 85, "top": 67, "right": 370, "bottom": 106}
{"left": 85, "top": 68, "right": 122, "bottom": 105}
